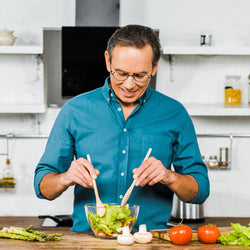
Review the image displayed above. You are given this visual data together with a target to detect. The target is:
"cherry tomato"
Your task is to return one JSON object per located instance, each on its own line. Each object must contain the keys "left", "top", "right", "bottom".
{"left": 97, "top": 230, "right": 111, "bottom": 238}
{"left": 169, "top": 225, "right": 193, "bottom": 245}
{"left": 197, "top": 225, "right": 220, "bottom": 244}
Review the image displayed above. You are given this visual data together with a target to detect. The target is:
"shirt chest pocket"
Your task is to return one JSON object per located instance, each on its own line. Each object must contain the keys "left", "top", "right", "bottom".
{"left": 142, "top": 134, "right": 174, "bottom": 169}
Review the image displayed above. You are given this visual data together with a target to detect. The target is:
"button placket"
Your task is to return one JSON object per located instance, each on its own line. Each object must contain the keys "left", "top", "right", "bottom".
{"left": 117, "top": 123, "right": 129, "bottom": 202}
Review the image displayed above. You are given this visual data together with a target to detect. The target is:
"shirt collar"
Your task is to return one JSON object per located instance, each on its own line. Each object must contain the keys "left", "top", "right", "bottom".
{"left": 102, "top": 77, "right": 112, "bottom": 104}
{"left": 101, "top": 77, "right": 153, "bottom": 105}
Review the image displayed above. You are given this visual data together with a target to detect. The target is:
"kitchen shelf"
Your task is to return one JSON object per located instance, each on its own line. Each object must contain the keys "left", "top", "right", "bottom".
{"left": 163, "top": 46, "right": 250, "bottom": 56}
{"left": 0, "top": 104, "right": 47, "bottom": 113}
{"left": 0, "top": 185, "right": 15, "bottom": 189}
{"left": 0, "top": 46, "right": 43, "bottom": 54}
{"left": 184, "top": 103, "right": 250, "bottom": 116}
{"left": 0, "top": 46, "right": 45, "bottom": 113}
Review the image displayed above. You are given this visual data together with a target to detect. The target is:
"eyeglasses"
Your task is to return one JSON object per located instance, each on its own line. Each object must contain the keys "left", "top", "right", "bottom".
{"left": 110, "top": 68, "right": 152, "bottom": 83}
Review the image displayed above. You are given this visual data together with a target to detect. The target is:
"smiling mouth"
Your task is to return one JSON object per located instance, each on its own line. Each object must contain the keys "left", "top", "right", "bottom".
{"left": 121, "top": 88, "right": 137, "bottom": 98}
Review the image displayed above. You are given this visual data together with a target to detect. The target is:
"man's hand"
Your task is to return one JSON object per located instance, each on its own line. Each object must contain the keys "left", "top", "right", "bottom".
{"left": 63, "top": 157, "right": 100, "bottom": 188}
{"left": 132, "top": 156, "right": 198, "bottom": 203}
{"left": 40, "top": 157, "right": 99, "bottom": 200}
{"left": 132, "top": 157, "right": 174, "bottom": 187}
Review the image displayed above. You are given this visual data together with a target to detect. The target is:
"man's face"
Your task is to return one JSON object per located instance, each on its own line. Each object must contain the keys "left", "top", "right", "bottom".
{"left": 105, "top": 44, "right": 158, "bottom": 107}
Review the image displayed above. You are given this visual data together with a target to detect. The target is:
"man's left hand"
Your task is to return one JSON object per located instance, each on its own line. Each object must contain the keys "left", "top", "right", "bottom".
{"left": 132, "top": 157, "right": 174, "bottom": 187}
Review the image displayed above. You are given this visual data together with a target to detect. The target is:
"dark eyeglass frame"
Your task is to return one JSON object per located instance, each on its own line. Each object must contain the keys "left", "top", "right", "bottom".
{"left": 110, "top": 65, "right": 152, "bottom": 83}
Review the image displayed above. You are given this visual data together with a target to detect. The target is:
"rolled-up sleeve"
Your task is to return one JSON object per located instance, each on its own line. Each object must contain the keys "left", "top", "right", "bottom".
{"left": 172, "top": 111, "right": 210, "bottom": 204}
{"left": 34, "top": 104, "right": 75, "bottom": 199}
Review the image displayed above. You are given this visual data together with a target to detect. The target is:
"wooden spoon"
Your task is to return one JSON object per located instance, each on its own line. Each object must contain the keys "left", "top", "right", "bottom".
{"left": 120, "top": 148, "right": 152, "bottom": 207}
{"left": 87, "top": 154, "right": 106, "bottom": 217}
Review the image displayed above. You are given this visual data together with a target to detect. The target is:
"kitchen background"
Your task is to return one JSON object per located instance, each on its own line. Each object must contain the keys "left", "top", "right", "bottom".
{"left": 0, "top": 0, "right": 250, "bottom": 218}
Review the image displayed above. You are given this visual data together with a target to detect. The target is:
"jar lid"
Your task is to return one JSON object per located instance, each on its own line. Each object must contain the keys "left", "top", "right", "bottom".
{"left": 225, "top": 75, "right": 241, "bottom": 79}
{"left": 209, "top": 155, "right": 218, "bottom": 160}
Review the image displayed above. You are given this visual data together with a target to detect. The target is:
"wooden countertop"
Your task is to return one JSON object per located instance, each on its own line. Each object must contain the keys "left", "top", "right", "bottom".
{"left": 0, "top": 216, "right": 249, "bottom": 249}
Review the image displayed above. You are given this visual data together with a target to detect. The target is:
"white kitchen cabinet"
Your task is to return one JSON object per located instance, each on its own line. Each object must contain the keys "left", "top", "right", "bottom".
{"left": 0, "top": 46, "right": 46, "bottom": 113}
{"left": 163, "top": 46, "right": 250, "bottom": 116}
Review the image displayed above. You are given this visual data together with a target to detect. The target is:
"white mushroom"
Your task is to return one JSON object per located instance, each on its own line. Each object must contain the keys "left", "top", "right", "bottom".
{"left": 117, "top": 226, "right": 134, "bottom": 245}
{"left": 134, "top": 224, "right": 153, "bottom": 244}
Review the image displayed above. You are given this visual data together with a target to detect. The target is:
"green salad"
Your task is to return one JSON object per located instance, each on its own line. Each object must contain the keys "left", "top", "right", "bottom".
{"left": 218, "top": 223, "right": 250, "bottom": 246}
{"left": 87, "top": 204, "right": 136, "bottom": 237}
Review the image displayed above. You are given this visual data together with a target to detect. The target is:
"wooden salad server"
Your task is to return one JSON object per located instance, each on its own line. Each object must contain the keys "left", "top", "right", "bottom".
{"left": 120, "top": 148, "right": 152, "bottom": 207}
{"left": 87, "top": 154, "right": 106, "bottom": 217}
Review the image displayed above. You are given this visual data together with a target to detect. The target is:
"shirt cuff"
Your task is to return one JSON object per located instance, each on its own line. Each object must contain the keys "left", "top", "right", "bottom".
{"left": 189, "top": 173, "right": 210, "bottom": 204}
{"left": 34, "top": 169, "right": 53, "bottom": 199}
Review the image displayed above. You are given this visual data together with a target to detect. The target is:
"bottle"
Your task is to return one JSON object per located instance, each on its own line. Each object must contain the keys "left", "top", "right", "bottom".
{"left": 2, "top": 158, "right": 15, "bottom": 187}
{"left": 224, "top": 75, "right": 242, "bottom": 105}
{"left": 219, "top": 147, "right": 229, "bottom": 168}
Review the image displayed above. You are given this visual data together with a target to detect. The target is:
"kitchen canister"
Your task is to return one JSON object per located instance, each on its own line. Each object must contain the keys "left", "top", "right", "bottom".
{"left": 224, "top": 75, "right": 242, "bottom": 105}
{"left": 0, "top": 29, "right": 16, "bottom": 46}
{"left": 219, "top": 147, "right": 229, "bottom": 168}
{"left": 200, "top": 31, "right": 212, "bottom": 46}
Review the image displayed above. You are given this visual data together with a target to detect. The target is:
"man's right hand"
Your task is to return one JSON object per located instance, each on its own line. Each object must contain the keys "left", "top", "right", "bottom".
{"left": 40, "top": 157, "right": 99, "bottom": 200}
{"left": 63, "top": 157, "right": 100, "bottom": 188}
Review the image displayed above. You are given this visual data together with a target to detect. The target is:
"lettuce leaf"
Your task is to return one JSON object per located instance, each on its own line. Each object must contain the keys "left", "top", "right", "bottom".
{"left": 218, "top": 223, "right": 250, "bottom": 246}
{"left": 87, "top": 205, "right": 135, "bottom": 236}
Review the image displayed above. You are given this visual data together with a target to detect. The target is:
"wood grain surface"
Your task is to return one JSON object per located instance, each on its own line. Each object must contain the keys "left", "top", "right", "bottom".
{"left": 150, "top": 226, "right": 233, "bottom": 242}
{"left": 0, "top": 216, "right": 249, "bottom": 249}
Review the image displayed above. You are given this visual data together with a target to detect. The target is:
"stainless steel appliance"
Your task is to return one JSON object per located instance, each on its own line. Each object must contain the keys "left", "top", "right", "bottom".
{"left": 171, "top": 195, "right": 204, "bottom": 222}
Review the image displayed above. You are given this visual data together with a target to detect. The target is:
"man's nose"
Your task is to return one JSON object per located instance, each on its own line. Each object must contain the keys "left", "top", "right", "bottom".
{"left": 123, "top": 75, "right": 136, "bottom": 89}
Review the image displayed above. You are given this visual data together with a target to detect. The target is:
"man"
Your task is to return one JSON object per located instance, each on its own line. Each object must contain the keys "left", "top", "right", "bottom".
{"left": 34, "top": 24, "right": 209, "bottom": 231}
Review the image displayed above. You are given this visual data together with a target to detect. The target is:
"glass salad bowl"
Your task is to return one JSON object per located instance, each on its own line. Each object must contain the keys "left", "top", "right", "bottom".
{"left": 84, "top": 203, "right": 140, "bottom": 239}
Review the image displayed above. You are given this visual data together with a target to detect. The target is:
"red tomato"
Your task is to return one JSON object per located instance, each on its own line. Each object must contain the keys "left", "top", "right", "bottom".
{"left": 97, "top": 230, "right": 110, "bottom": 238}
{"left": 169, "top": 225, "right": 193, "bottom": 245}
{"left": 197, "top": 225, "right": 220, "bottom": 244}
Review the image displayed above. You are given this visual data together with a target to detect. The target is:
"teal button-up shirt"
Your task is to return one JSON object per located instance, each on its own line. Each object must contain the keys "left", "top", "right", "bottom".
{"left": 34, "top": 78, "right": 209, "bottom": 231}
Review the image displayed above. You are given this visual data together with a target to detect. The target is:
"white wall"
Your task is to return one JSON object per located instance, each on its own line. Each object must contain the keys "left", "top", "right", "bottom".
{"left": 0, "top": 0, "right": 75, "bottom": 105}
{"left": 120, "top": 0, "right": 250, "bottom": 217}
{"left": 0, "top": 0, "right": 250, "bottom": 218}
{"left": 0, "top": 0, "right": 75, "bottom": 216}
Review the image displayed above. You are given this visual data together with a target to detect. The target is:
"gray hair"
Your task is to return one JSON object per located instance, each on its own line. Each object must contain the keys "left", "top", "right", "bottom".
{"left": 106, "top": 24, "right": 161, "bottom": 66}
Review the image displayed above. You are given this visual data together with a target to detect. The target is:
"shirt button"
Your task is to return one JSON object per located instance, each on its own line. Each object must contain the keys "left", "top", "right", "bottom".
{"left": 117, "top": 107, "right": 122, "bottom": 112}
{"left": 123, "top": 128, "right": 127, "bottom": 133}
{"left": 107, "top": 98, "right": 110, "bottom": 102}
{"left": 121, "top": 172, "right": 125, "bottom": 177}
{"left": 110, "top": 93, "right": 113, "bottom": 97}
{"left": 122, "top": 149, "right": 126, "bottom": 154}
{"left": 119, "top": 195, "right": 123, "bottom": 199}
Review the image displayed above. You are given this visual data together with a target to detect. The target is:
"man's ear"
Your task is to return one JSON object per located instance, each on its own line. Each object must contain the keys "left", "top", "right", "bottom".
{"left": 151, "top": 61, "right": 159, "bottom": 76}
{"left": 104, "top": 51, "right": 111, "bottom": 72}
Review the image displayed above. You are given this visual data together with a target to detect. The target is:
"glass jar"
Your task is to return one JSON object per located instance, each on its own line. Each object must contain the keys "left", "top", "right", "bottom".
{"left": 224, "top": 75, "right": 242, "bottom": 105}
{"left": 207, "top": 155, "right": 219, "bottom": 168}
{"left": 219, "top": 147, "right": 229, "bottom": 168}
